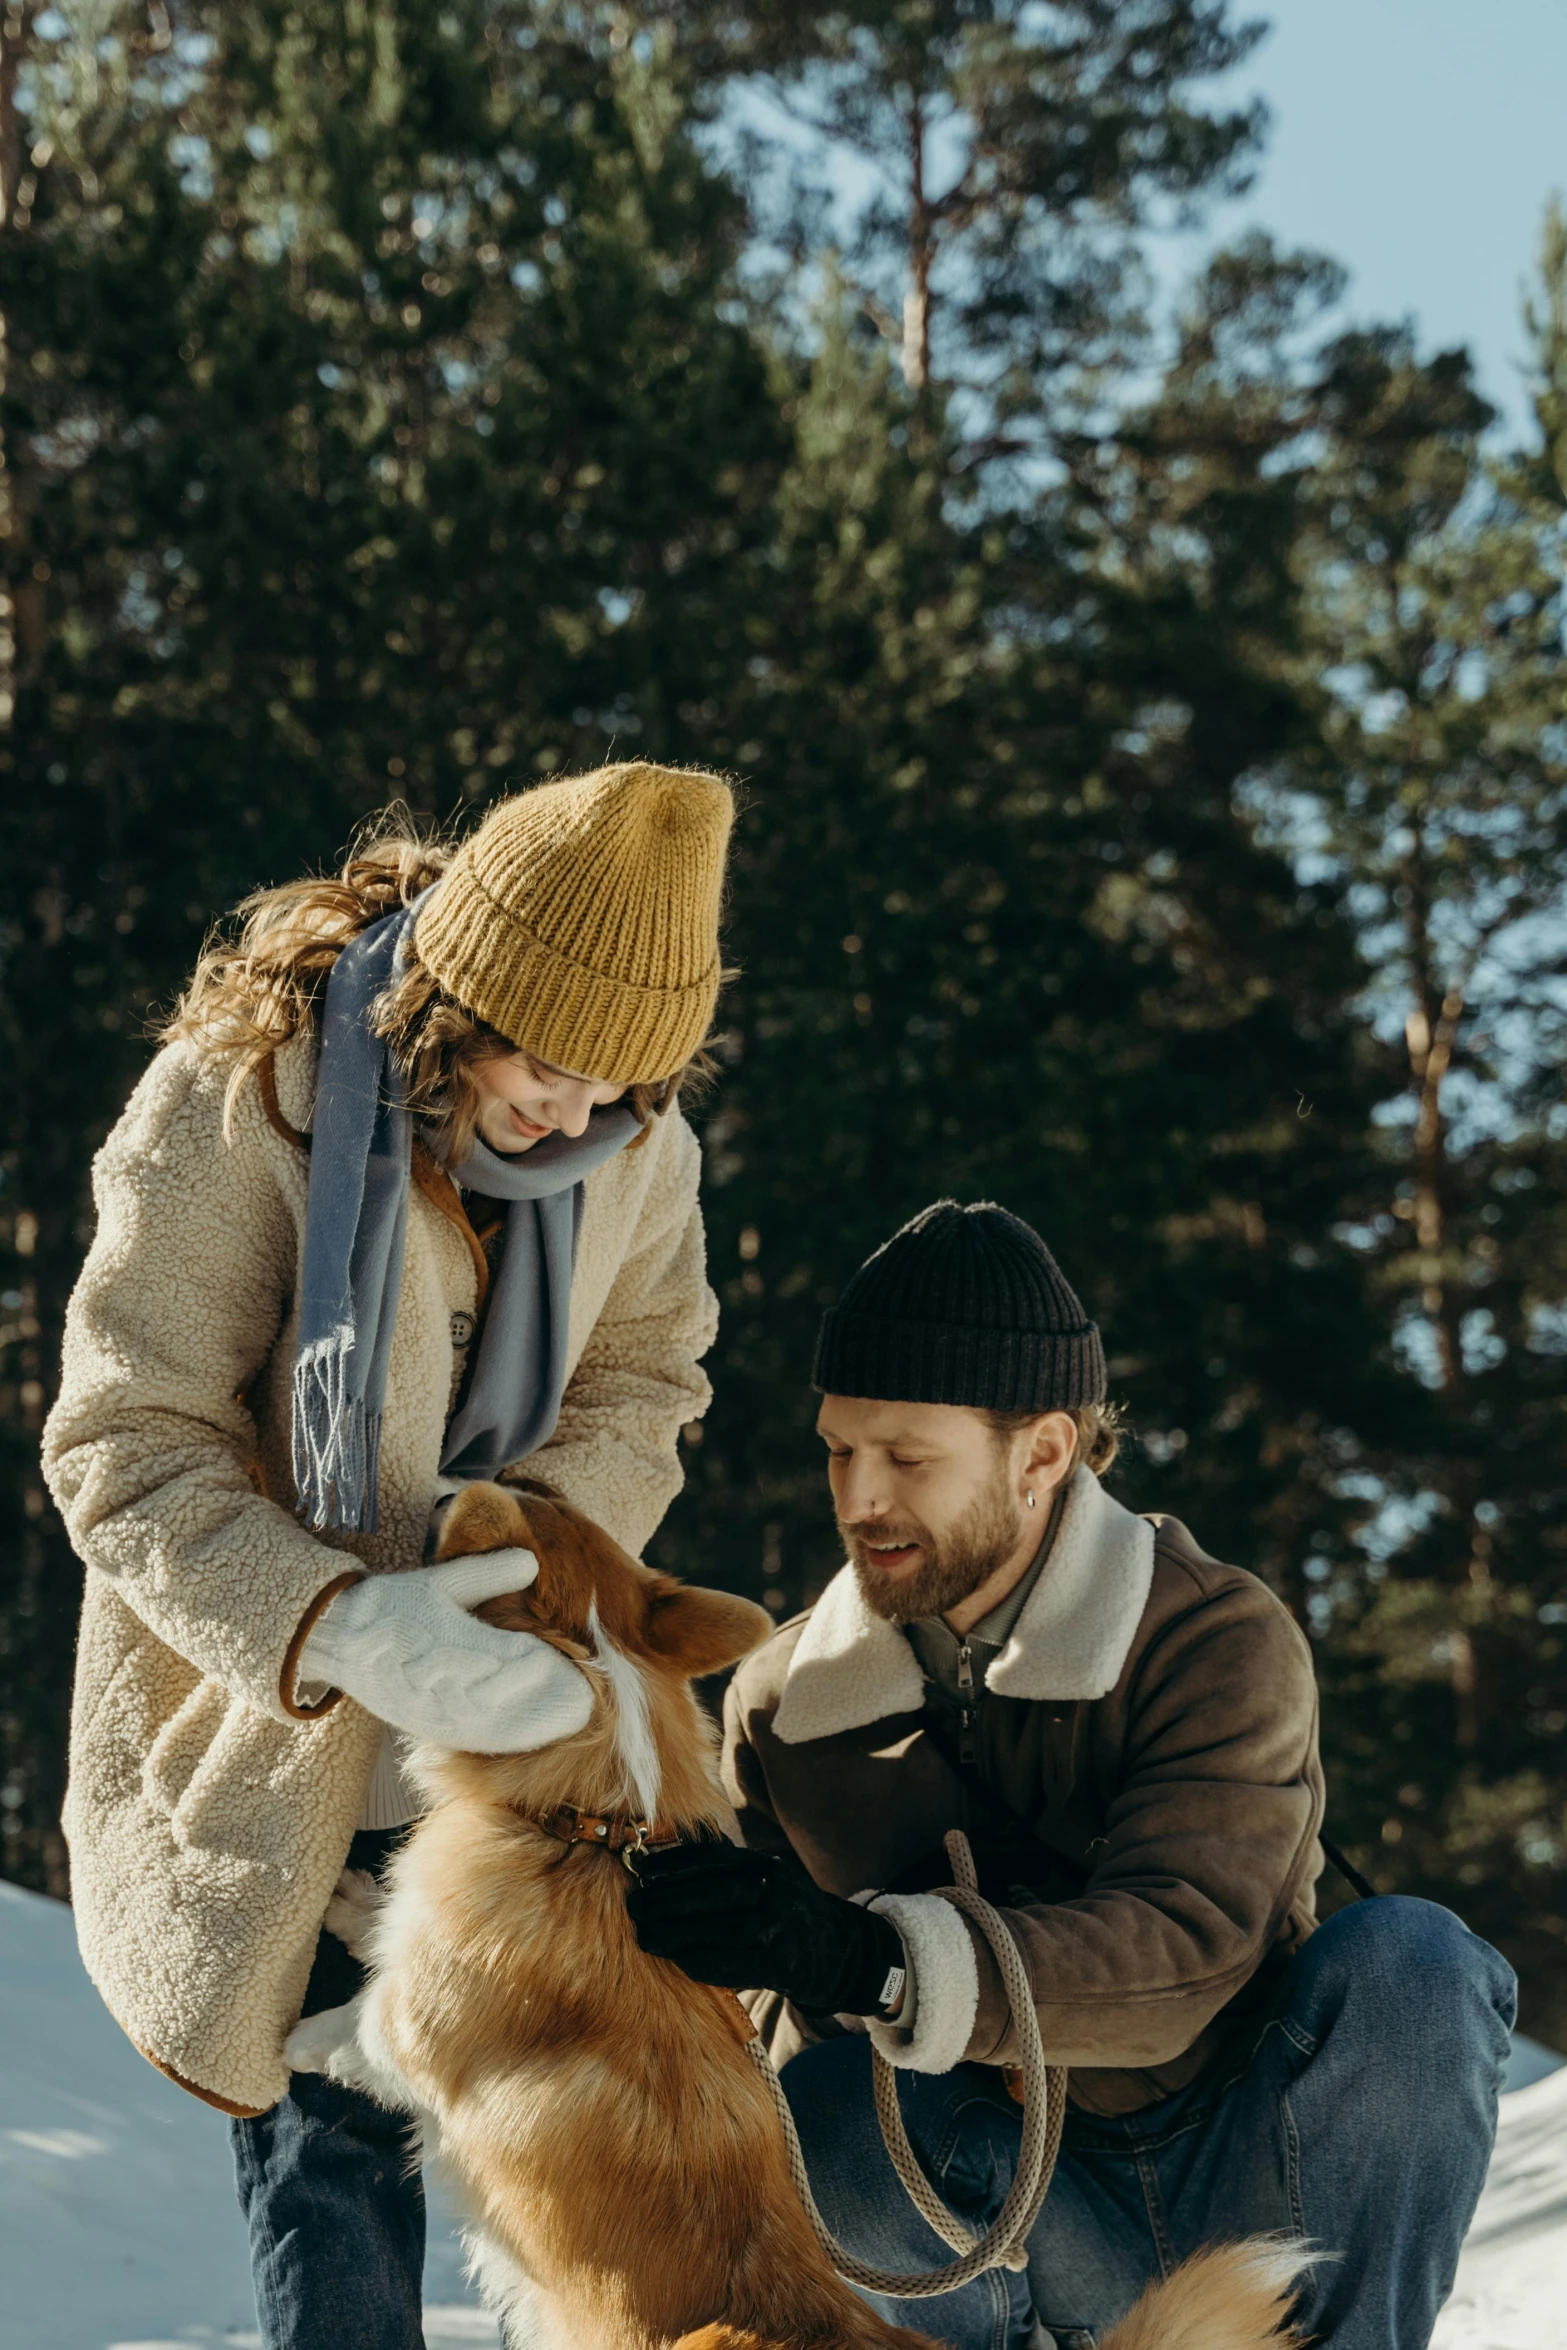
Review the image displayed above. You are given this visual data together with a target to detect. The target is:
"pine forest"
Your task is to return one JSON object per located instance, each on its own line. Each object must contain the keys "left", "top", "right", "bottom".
{"left": 1, "top": 3, "right": 1565, "bottom": 2045}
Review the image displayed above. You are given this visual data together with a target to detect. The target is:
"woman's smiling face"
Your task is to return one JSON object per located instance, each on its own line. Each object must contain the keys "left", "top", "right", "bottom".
{"left": 471, "top": 1047, "right": 628, "bottom": 1154}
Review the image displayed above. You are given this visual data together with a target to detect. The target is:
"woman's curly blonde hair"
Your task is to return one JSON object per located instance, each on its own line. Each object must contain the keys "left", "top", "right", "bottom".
{"left": 163, "top": 813, "right": 710, "bottom": 1155}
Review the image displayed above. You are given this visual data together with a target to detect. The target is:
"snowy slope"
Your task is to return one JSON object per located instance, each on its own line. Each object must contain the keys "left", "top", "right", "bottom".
{"left": 0, "top": 1880, "right": 496, "bottom": 2350}
{"left": 3, "top": 1877, "right": 1561, "bottom": 2350}
{"left": 1433, "top": 2057, "right": 1567, "bottom": 2350}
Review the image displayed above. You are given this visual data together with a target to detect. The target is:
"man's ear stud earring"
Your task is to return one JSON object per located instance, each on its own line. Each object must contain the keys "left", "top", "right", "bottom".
{"left": 1027, "top": 1490, "right": 1037, "bottom": 1508}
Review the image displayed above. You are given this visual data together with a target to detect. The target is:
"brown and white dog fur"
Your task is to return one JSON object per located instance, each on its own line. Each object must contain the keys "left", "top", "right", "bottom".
{"left": 286, "top": 1479, "right": 1308, "bottom": 2350}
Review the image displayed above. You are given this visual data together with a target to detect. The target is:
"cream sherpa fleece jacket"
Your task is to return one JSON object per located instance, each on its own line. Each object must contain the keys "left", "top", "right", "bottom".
{"left": 43, "top": 1029, "right": 716, "bottom": 2116}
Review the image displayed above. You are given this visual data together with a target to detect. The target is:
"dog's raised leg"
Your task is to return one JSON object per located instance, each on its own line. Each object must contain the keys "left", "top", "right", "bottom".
{"left": 283, "top": 1993, "right": 384, "bottom": 2092}
{"left": 284, "top": 1991, "right": 422, "bottom": 2126}
{"left": 323, "top": 1865, "right": 386, "bottom": 1960}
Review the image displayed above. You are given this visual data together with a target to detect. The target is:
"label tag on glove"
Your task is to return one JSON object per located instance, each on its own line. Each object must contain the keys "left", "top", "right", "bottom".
{"left": 877, "top": 1963, "right": 907, "bottom": 2017}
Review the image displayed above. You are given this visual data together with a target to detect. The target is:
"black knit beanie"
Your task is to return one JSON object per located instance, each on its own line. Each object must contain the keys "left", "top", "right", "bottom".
{"left": 813, "top": 1200, "right": 1106, "bottom": 1412}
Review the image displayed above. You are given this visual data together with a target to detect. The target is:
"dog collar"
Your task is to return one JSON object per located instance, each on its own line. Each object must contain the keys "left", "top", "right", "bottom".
{"left": 531, "top": 1802, "right": 683, "bottom": 1863}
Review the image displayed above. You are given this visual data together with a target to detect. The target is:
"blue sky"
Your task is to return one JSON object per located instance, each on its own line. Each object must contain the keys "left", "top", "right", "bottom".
{"left": 1163, "top": 0, "right": 1567, "bottom": 435}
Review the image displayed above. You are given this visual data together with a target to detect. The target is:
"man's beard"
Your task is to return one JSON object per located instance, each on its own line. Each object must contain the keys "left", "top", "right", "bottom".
{"left": 842, "top": 1475, "right": 1023, "bottom": 1625}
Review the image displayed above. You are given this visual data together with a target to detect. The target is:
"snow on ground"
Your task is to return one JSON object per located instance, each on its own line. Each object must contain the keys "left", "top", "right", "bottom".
{"left": 1433, "top": 2054, "right": 1567, "bottom": 2350}
{"left": 0, "top": 1881, "right": 496, "bottom": 2350}
{"left": 3, "top": 1876, "right": 1562, "bottom": 2350}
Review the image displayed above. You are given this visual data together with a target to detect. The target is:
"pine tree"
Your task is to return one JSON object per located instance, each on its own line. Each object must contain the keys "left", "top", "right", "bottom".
{"left": 675, "top": 0, "right": 1265, "bottom": 422}
{"left": 1253, "top": 251, "right": 1567, "bottom": 2036}
{"left": 646, "top": 40, "right": 1395, "bottom": 1650}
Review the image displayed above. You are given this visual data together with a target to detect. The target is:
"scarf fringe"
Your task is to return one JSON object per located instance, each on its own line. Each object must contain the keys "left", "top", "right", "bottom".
{"left": 292, "top": 1332, "right": 383, "bottom": 1533}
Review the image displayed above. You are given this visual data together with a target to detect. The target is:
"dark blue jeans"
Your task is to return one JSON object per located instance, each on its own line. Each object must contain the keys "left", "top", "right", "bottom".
{"left": 230, "top": 1829, "right": 425, "bottom": 2350}
{"left": 782, "top": 1897, "right": 1516, "bottom": 2350}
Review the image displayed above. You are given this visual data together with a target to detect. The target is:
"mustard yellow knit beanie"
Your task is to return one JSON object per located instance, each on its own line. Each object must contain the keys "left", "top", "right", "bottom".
{"left": 414, "top": 760, "right": 734, "bottom": 1082}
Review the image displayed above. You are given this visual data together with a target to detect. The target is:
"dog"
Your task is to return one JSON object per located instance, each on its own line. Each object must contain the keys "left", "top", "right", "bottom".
{"left": 287, "top": 1478, "right": 1307, "bottom": 2350}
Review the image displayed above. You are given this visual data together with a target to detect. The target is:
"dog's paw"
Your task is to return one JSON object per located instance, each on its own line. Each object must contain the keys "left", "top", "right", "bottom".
{"left": 324, "top": 1866, "right": 384, "bottom": 1959}
{"left": 285, "top": 2002, "right": 360, "bottom": 2078}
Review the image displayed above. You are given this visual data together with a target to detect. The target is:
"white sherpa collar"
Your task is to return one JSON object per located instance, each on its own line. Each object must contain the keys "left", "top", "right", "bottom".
{"left": 771, "top": 1465, "right": 1156, "bottom": 1746}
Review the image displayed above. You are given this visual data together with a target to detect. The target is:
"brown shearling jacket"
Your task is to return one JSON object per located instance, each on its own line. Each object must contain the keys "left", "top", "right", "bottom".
{"left": 723, "top": 1466, "right": 1325, "bottom": 2116}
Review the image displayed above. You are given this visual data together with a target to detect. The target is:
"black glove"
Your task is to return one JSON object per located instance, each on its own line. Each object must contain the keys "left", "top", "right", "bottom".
{"left": 625, "top": 1840, "right": 908, "bottom": 2018}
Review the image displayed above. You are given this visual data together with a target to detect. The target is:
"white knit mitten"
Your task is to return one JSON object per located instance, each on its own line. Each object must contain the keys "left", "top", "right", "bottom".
{"left": 300, "top": 1550, "right": 592, "bottom": 1754}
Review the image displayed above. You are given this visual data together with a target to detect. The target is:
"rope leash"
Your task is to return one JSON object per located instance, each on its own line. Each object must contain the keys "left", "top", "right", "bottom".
{"left": 747, "top": 1829, "right": 1069, "bottom": 2299}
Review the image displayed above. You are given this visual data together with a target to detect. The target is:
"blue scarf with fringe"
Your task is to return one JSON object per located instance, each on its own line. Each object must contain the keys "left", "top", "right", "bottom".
{"left": 291, "top": 900, "right": 638, "bottom": 1531}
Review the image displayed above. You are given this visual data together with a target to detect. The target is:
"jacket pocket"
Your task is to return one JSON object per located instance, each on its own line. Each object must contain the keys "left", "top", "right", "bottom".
{"left": 141, "top": 1677, "right": 231, "bottom": 1818}
{"left": 169, "top": 1696, "right": 313, "bottom": 1861}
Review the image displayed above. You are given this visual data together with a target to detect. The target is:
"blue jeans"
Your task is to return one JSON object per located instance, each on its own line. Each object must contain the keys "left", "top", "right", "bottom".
{"left": 782, "top": 1898, "right": 1516, "bottom": 2350}
{"left": 231, "top": 1829, "right": 425, "bottom": 2350}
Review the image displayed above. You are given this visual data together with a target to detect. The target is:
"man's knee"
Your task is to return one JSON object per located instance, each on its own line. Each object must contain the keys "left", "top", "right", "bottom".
{"left": 1291, "top": 1895, "right": 1516, "bottom": 2076}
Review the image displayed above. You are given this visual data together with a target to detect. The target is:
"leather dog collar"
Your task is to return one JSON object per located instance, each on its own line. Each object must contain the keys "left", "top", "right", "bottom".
{"left": 533, "top": 1801, "right": 682, "bottom": 1862}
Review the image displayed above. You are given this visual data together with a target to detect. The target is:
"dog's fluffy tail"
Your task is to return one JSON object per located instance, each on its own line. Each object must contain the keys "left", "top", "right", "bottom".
{"left": 674, "top": 2324, "right": 935, "bottom": 2350}
{"left": 673, "top": 2236, "right": 1312, "bottom": 2350}
{"left": 1097, "top": 2235, "right": 1314, "bottom": 2350}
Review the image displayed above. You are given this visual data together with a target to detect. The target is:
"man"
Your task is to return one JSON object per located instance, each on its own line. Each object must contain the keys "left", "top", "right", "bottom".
{"left": 629, "top": 1200, "right": 1514, "bottom": 2350}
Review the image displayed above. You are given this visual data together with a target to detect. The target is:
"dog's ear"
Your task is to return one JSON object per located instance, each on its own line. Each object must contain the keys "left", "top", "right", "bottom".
{"left": 496, "top": 1472, "right": 562, "bottom": 1503}
{"left": 436, "top": 1480, "right": 530, "bottom": 1560}
{"left": 642, "top": 1582, "right": 774, "bottom": 1677}
{"left": 474, "top": 1584, "right": 594, "bottom": 1661}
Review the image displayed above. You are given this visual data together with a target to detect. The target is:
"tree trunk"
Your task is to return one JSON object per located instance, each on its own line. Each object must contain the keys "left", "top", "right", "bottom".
{"left": 1400, "top": 830, "right": 1484, "bottom": 1749}
{"left": 1404, "top": 980, "right": 1467, "bottom": 1391}
{"left": 901, "top": 91, "right": 931, "bottom": 394}
{"left": 0, "top": 4, "right": 32, "bottom": 729}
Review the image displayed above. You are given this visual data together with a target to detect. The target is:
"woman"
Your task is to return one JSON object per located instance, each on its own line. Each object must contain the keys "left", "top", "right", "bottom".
{"left": 42, "top": 758, "right": 733, "bottom": 2349}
